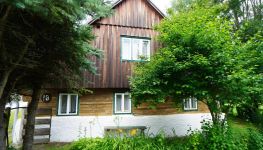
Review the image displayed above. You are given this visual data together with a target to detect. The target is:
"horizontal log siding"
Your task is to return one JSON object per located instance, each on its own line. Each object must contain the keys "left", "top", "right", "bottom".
{"left": 34, "top": 89, "right": 209, "bottom": 116}
{"left": 133, "top": 101, "right": 209, "bottom": 115}
{"left": 79, "top": 89, "right": 113, "bottom": 116}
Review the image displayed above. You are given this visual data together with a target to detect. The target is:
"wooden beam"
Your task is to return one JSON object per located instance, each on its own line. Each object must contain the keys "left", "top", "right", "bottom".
{"left": 34, "top": 128, "right": 50, "bottom": 136}
{"left": 33, "top": 138, "right": 49, "bottom": 144}
{"left": 36, "top": 108, "right": 52, "bottom": 116}
{"left": 35, "top": 119, "right": 51, "bottom": 125}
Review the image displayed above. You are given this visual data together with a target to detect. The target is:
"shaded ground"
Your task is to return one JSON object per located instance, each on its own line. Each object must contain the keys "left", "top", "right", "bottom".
{"left": 33, "top": 143, "right": 70, "bottom": 150}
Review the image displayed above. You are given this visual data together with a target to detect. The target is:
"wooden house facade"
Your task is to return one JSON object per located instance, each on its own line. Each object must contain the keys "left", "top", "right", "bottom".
{"left": 29, "top": 0, "right": 210, "bottom": 142}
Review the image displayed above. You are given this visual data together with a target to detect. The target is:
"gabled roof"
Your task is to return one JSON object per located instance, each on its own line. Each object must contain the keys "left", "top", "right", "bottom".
{"left": 89, "top": 0, "right": 165, "bottom": 25}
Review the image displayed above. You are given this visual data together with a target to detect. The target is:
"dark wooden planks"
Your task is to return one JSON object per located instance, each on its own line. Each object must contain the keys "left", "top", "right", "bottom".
{"left": 35, "top": 119, "right": 51, "bottom": 125}
{"left": 36, "top": 108, "right": 52, "bottom": 116}
{"left": 34, "top": 138, "right": 50, "bottom": 144}
{"left": 84, "top": 0, "right": 162, "bottom": 88}
{"left": 34, "top": 128, "right": 50, "bottom": 136}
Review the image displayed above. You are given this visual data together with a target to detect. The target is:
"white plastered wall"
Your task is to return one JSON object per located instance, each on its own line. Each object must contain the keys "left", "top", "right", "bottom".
{"left": 50, "top": 113, "right": 211, "bottom": 142}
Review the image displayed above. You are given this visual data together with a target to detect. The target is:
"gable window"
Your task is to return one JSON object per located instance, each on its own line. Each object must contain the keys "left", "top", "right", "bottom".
{"left": 121, "top": 36, "right": 150, "bottom": 61}
{"left": 58, "top": 93, "right": 78, "bottom": 115}
{"left": 114, "top": 93, "right": 131, "bottom": 114}
{"left": 184, "top": 97, "right": 198, "bottom": 110}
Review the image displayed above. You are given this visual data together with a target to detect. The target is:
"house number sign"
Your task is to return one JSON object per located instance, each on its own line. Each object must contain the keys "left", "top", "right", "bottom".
{"left": 42, "top": 93, "right": 51, "bottom": 103}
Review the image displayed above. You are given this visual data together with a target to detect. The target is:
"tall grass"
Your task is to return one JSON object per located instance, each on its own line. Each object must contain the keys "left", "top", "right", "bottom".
{"left": 66, "top": 122, "right": 263, "bottom": 150}
{"left": 69, "top": 135, "right": 188, "bottom": 150}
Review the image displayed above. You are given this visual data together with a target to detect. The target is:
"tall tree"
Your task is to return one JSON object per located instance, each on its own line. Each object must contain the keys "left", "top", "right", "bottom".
{"left": 0, "top": 0, "right": 111, "bottom": 149}
{"left": 130, "top": 1, "right": 262, "bottom": 125}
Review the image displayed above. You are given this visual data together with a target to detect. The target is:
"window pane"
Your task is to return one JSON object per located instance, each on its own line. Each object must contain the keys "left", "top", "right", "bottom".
{"left": 184, "top": 99, "right": 190, "bottom": 109}
{"left": 191, "top": 98, "right": 197, "bottom": 109}
{"left": 122, "top": 38, "right": 131, "bottom": 60}
{"left": 132, "top": 39, "right": 140, "bottom": 60}
{"left": 142, "top": 40, "right": 149, "bottom": 58}
{"left": 60, "top": 95, "right": 67, "bottom": 114}
{"left": 116, "top": 95, "right": 122, "bottom": 112}
{"left": 124, "top": 95, "right": 131, "bottom": 112}
{"left": 70, "top": 95, "right": 77, "bottom": 113}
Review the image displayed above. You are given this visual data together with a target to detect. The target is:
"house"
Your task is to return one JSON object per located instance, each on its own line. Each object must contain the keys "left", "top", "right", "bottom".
{"left": 31, "top": 0, "right": 211, "bottom": 142}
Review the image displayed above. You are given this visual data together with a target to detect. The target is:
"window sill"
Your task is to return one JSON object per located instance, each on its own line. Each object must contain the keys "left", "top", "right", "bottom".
{"left": 113, "top": 112, "right": 133, "bottom": 115}
{"left": 57, "top": 114, "right": 78, "bottom": 116}
{"left": 183, "top": 109, "right": 198, "bottom": 112}
{"left": 121, "top": 60, "right": 149, "bottom": 62}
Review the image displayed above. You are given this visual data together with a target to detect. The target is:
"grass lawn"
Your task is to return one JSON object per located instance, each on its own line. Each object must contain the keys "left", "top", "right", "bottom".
{"left": 33, "top": 143, "right": 70, "bottom": 150}
{"left": 228, "top": 116, "right": 259, "bottom": 137}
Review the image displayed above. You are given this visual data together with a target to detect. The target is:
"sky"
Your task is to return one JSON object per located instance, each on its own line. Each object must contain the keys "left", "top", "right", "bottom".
{"left": 150, "top": 0, "right": 172, "bottom": 14}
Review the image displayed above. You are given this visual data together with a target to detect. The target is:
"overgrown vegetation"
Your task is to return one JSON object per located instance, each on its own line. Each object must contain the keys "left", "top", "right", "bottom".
{"left": 0, "top": 0, "right": 111, "bottom": 149}
{"left": 46, "top": 119, "right": 262, "bottom": 150}
{"left": 130, "top": 0, "right": 262, "bottom": 127}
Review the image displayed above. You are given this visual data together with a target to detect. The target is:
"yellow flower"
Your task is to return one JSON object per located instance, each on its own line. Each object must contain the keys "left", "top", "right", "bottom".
{"left": 118, "top": 129, "right": 123, "bottom": 133}
{"left": 130, "top": 129, "right": 138, "bottom": 136}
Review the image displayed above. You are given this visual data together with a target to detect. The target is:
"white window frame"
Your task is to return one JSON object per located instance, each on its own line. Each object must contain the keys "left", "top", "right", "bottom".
{"left": 121, "top": 36, "right": 151, "bottom": 61}
{"left": 114, "top": 93, "right": 132, "bottom": 114}
{"left": 183, "top": 97, "right": 198, "bottom": 110}
{"left": 58, "top": 93, "right": 79, "bottom": 115}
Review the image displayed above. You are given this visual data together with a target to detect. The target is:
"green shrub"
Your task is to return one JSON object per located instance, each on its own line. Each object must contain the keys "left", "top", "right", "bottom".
{"left": 67, "top": 121, "right": 263, "bottom": 150}
{"left": 69, "top": 135, "right": 188, "bottom": 150}
{"left": 247, "top": 129, "right": 263, "bottom": 150}
{"left": 187, "top": 121, "right": 247, "bottom": 150}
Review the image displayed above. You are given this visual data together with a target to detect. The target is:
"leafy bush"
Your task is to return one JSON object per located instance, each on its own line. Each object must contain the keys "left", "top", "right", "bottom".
{"left": 67, "top": 121, "right": 263, "bottom": 150}
{"left": 69, "top": 135, "right": 188, "bottom": 150}
{"left": 187, "top": 121, "right": 247, "bottom": 150}
{"left": 247, "top": 129, "right": 263, "bottom": 150}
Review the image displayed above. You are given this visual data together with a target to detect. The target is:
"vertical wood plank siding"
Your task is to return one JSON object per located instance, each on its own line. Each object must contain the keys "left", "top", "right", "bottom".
{"left": 84, "top": 0, "right": 163, "bottom": 88}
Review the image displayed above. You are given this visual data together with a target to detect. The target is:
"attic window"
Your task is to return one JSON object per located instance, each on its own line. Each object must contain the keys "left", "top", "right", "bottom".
{"left": 121, "top": 36, "right": 150, "bottom": 61}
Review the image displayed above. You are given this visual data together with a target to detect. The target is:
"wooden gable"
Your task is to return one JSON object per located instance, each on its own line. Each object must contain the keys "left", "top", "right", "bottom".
{"left": 91, "top": 0, "right": 164, "bottom": 29}
{"left": 83, "top": 0, "right": 163, "bottom": 88}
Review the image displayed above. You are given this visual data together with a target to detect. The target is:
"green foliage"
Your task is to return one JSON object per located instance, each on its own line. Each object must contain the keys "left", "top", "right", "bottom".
{"left": 187, "top": 121, "right": 248, "bottom": 150}
{"left": 247, "top": 129, "right": 263, "bottom": 150}
{"left": 52, "top": 122, "right": 263, "bottom": 150}
{"left": 69, "top": 135, "right": 188, "bottom": 150}
{"left": 131, "top": 0, "right": 263, "bottom": 125}
{"left": 0, "top": 0, "right": 111, "bottom": 149}
{"left": 0, "top": 0, "right": 111, "bottom": 88}
{"left": 131, "top": 2, "right": 241, "bottom": 123}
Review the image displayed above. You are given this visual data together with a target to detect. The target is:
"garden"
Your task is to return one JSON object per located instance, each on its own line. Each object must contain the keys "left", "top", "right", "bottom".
{"left": 32, "top": 117, "right": 263, "bottom": 150}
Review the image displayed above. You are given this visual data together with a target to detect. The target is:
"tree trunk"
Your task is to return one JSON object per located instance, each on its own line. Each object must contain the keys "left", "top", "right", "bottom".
{"left": 0, "top": 101, "right": 7, "bottom": 150}
{"left": 207, "top": 100, "right": 221, "bottom": 125}
{"left": 5, "top": 108, "right": 11, "bottom": 148}
{"left": 22, "top": 87, "right": 41, "bottom": 150}
{"left": 0, "top": 6, "right": 11, "bottom": 45}
{"left": 0, "top": 70, "right": 12, "bottom": 100}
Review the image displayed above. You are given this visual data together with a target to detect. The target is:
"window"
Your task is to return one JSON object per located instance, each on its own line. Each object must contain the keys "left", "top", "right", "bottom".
{"left": 58, "top": 93, "right": 78, "bottom": 115}
{"left": 114, "top": 93, "right": 131, "bottom": 114}
{"left": 121, "top": 36, "right": 150, "bottom": 61}
{"left": 184, "top": 97, "right": 198, "bottom": 110}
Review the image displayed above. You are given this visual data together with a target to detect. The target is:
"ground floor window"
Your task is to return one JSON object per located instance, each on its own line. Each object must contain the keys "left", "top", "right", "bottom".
{"left": 184, "top": 97, "right": 198, "bottom": 110}
{"left": 114, "top": 93, "right": 131, "bottom": 114}
{"left": 58, "top": 93, "right": 78, "bottom": 115}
